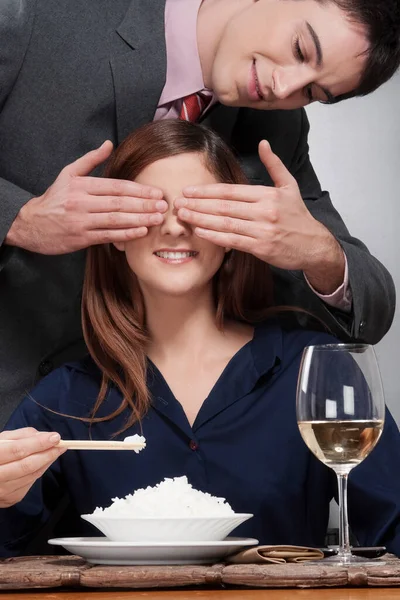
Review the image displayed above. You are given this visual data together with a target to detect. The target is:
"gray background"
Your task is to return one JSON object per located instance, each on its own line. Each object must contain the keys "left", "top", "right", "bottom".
{"left": 306, "top": 73, "right": 400, "bottom": 528}
{"left": 306, "top": 72, "right": 400, "bottom": 424}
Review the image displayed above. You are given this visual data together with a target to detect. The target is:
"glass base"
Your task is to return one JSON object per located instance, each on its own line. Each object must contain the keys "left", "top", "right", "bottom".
{"left": 320, "top": 554, "right": 385, "bottom": 567}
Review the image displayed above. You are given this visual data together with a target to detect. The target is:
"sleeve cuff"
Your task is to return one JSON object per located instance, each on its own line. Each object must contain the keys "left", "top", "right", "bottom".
{"left": 304, "top": 253, "right": 353, "bottom": 313}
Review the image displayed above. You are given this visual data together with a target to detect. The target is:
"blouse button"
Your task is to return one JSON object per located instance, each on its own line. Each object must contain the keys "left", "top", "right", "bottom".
{"left": 189, "top": 440, "right": 199, "bottom": 451}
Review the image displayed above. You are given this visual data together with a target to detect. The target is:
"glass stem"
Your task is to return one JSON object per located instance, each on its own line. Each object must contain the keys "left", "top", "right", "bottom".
{"left": 336, "top": 471, "right": 352, "bottom": 562}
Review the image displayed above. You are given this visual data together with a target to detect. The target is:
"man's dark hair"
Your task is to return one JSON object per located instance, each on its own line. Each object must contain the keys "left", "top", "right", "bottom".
{"left": 326, "top": 0, "right": 400, "bottom": 102}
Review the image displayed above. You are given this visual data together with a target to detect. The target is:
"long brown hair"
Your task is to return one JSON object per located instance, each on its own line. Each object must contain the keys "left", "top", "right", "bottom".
{"left": 82, "top": 120, "right": 275, "bottom": 432}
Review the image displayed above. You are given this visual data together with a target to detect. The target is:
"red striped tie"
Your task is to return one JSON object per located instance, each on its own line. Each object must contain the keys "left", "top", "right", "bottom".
{"left": 179, "top": 91, "right": 212, "bottom": 122}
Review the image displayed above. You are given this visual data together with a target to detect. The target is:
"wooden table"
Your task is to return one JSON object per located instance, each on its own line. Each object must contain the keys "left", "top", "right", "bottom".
{"left": 1, "top": 590, "right": 400, "bottom": 599}
{"left": 1, "top": 555, "right": 400, "bottom": 596}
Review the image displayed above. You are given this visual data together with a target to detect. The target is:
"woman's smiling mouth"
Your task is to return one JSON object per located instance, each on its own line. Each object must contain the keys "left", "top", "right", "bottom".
{"left": 154, "top": 250, "right": 198, "bottom": 264}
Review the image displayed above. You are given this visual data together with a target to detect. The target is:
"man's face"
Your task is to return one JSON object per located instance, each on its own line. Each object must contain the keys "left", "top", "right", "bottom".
{"left": 209, "top": 0, "right": 369, "bottom": 109}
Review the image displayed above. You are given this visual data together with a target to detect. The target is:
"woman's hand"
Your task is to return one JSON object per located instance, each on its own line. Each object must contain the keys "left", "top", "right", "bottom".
{"left": 0, "top": 428, "right": 66, "bottom": 508}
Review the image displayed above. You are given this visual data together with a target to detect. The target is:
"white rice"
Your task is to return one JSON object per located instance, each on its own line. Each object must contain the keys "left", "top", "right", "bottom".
{"left": 92, "top": 476, "right": 234, "bottom": 517}
{"left": 123, "top": 434, "right": 146, "bottom": 453}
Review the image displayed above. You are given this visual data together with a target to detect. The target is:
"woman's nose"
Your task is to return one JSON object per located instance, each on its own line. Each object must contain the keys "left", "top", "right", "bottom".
{"left": 159, "top": 203, "right": 189, "bottom": 237}
{"left": 272, "top": 65, "right": 314, "bottom": 100}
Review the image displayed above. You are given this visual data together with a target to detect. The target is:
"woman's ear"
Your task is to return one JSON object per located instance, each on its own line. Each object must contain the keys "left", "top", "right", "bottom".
{"left": 113, "top": 242, "right": 126, "bottom": 252}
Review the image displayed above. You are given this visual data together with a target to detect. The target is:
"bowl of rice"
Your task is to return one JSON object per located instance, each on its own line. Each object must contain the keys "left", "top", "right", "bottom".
{"left": 81, "top": 476, "right": 252, "bottom": 542}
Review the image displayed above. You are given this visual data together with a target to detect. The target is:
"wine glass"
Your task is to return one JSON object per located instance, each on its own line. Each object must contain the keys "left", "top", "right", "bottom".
{"left": 296, "top": 343, "right": 385, "bottom": 565}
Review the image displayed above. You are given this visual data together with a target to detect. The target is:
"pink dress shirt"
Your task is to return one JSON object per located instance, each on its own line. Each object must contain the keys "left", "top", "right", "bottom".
{"left": 153, "top": 0, "right": 352, "bottom": 312}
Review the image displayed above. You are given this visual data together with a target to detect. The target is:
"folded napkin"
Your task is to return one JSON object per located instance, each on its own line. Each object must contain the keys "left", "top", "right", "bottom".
{"left": 226, "top": 545, "right": 324, "bottom": 564}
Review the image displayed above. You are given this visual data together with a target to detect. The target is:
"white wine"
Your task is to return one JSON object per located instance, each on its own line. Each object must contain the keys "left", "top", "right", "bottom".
{"left": 298, "top": 420, "right": 384, "bottom": 469}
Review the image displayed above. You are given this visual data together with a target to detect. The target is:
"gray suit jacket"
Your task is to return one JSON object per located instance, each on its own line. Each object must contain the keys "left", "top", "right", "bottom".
{"left": 0, "top": 0, "right": 395, "bottom": 426}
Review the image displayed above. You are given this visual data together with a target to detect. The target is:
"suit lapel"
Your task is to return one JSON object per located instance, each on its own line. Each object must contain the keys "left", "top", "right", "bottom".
{"left": 110, "top": 0, "right": 240, "bottom": 145}
{"left": 110, "top": 0, "right": 167, "bottom": 143}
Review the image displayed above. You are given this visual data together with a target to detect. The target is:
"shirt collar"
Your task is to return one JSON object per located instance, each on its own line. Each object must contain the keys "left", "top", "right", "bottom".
{"left": 71, "top": 320, "right": 284, "bottom": 435}
{"left": 158, "top": 0, "right": 209, "bottom": 106}
{"left": 148, "top": 319, "right": 283, "bottom": 433}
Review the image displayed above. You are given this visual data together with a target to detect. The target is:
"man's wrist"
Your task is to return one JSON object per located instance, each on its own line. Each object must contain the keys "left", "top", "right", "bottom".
{"left": 4, "top": 201, "right": 33, "bottom": 248}
{"left": 4, "top": 216, "right": 22, "bottom": 247}
{"left": 303, "top": 228, "right": 345, "bottom": 295}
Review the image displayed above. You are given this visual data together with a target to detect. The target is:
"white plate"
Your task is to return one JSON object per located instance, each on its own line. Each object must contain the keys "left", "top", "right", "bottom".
{"left": 48, "top": 536, "right": 258, "bottom": 565}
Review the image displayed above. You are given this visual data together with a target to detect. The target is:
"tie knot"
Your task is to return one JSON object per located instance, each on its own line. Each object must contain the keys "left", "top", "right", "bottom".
{"left": 179, "top": 91, "right": 212, "bottom": 122}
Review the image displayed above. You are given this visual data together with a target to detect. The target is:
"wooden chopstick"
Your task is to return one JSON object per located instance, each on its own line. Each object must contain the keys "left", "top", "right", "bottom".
{"left": 0, "top": 439, "right": 145, "bottom": 451}
{"left": 57, "top": 440, "right": 145, "bottom": 450}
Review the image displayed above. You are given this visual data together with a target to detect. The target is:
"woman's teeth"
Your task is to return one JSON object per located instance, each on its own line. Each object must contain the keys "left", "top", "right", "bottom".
{"left": 155, "top": 251, "right": 197, "bottom": 259}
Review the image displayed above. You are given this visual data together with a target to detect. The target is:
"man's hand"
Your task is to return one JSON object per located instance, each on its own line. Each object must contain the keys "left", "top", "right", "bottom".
{"left": 5, "top": 141, "right": 168, "bottom": 255}
{"left": 174, "top": 140, "right": 345, "bottom": 295}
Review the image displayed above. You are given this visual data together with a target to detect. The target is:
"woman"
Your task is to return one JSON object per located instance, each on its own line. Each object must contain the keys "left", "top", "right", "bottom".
{"left": 0, "top": 121, "right": 399, "bottom": 557}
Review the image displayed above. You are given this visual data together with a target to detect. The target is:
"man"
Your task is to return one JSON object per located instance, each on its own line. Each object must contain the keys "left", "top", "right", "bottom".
{"left": 0, "top": 0, "right": 399, "bottom": 427}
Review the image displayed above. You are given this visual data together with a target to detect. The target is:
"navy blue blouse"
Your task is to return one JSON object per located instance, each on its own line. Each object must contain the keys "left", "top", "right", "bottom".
{"left": 1, "top": 320, "right": 400, "bottom": 557}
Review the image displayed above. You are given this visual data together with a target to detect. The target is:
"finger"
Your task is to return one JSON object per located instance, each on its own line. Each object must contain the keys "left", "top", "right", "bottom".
{"left": 1, "top": 452, "right": 66, "bottom": 498}
{"left": 174, "top": 198, "right": 257, "bottom": 220}
{"left": 258, "top": 140, "right": 295, "bottom": 188}
{"left": 0, "top": 445, "right": 64, "bottom": 482}
{"left": 87, "top": 212, "right": 164, "bottom": 230}
{"left": 177, "top": 209, "right": 257, "bottom": 238}
{"left": 0, "top": 431, "right": 61, "bottom": 466}
{"left": 65, "top": 141, "right": 114, "bottom": 177}
{"left": 0, "top": 482, "right": 36, "bottom": 508}
{"left": 88, "top": 227, "right": 149, "bottom": 245}
{"left": 0, "top": 428, "right": 39, "bottom": 441}
{"left": 194, "top": 228, "right": 255, "bottom": 252}
{"left": 84, "top": 196, "right": 167, "bottom": 214}
{"left": 80, "top": 177, "right": 164, "bottom": 201}
{"left": 182, "top": 183, "right": 264, "bottom": 202}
